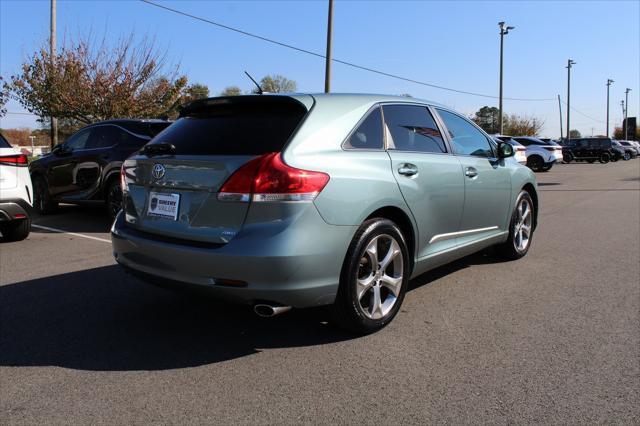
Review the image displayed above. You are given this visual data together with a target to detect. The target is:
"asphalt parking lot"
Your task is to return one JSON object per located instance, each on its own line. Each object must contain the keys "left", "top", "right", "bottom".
{"left": 1, "top": 161, "right": 639, "bottom": 424}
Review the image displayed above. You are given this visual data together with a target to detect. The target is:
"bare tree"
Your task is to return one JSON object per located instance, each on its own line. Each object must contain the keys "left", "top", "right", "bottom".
{"left": 503, "top": 114, "right": 545, "bottom": 136}
{"left": 6, "top": 33, "right": 207, "bottom": 133}
{"left": 257, "top": 75, "right": 297, "bottom": 93}
{"left": 220, "top": 86, "right": 242, "bottom": 96}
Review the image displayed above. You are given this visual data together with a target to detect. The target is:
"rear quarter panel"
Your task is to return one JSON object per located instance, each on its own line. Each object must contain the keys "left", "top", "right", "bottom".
{"left": 281, "top": 96, "right": 418, "bottom": 249}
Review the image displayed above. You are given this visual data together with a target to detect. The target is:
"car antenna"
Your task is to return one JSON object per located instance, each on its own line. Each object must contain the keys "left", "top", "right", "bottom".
{"left": 244, "top": 71, "right": 263, "bottom": 95}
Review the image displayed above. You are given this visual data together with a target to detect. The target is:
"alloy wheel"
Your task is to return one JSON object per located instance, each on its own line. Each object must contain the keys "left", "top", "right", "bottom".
{"left": 513, "top": 197, "right": 533, "bottom": 253}
{"left": 356, "top": 234, "right": 404, "bottom": 320}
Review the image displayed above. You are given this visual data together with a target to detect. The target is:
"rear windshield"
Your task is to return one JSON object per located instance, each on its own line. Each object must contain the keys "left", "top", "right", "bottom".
{"left": 128, "top": 122, "right": 171, "bottom": 138}
{"left": 0, "top": 133, "right": 11, "bottom": 148}
{"left": 149, "top": 97, "right": 307, "bottom": 155}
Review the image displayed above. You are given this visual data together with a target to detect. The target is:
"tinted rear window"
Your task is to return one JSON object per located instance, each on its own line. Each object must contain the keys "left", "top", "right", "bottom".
{"left": 150, "top": 98, "right": 307, "bottom": 155}
{"left": 0, "top": 133, "right": 11, "bottom": 148}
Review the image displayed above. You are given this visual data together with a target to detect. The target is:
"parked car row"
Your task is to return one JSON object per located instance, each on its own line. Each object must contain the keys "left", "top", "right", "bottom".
{"left": 494, "top": 135, "right": 563, "bottom": 172}
{"left": 561, "top": 137, "right": 639, "bottom": 163}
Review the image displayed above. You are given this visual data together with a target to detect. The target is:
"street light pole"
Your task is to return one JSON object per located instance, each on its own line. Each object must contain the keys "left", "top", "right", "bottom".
{"left": 566, "top": 59, "right": 576, "bottom": 141}
{"left": 558, "top": 94, "right": 563, "bottom": 140}
{"left": 498, "top": 21, "right": 514, "bottom": 134}
{"left": 50, "top": 0, "right": 58, "bottom": 149}
{"left": 606, "top": 79, "right": 614, "bottom": 137}
{"left": 324, "top": 0, "right": 333, "bottom": 93}
{"left": 624, "top": 88, "right": 631, "bottom": 140}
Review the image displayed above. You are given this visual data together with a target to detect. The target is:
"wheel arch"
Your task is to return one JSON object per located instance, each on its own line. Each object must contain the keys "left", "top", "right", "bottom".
{"left": 102, "top": 169, "right": 121, "bottom": 198}
{"left": 365, "top": 206, "right": 417, "bottom": 272}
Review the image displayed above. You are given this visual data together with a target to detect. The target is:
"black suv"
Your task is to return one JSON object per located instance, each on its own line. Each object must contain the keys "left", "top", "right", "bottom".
{"left": 562, "top": 137, "right": 625, "bottom": 164}
{"left": 29, "top": 119, "right": 170, "bottom": 218}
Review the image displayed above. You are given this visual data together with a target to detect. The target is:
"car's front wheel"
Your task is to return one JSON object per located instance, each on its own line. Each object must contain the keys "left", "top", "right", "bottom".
{"left": 623, "top": 152, "right": 631, "bottom": 161}
{"left": 599, "top": 152, "right": 611, "bottom": 164}
{"left": 497, "top": 190, "right": 534, "bottom": 260}
{"left": 331, "top": 218, "right": 410, "bottom": 334}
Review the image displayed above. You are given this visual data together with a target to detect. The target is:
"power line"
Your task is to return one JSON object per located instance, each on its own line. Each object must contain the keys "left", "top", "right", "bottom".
{"left": 4, "top": 112, "right": 37, "bottom": 116}
{"left": 139, "top": 0, "right": 555, "bottom": 102}
{"left": 559, "top": 99, "right": 605, "bottom": 124}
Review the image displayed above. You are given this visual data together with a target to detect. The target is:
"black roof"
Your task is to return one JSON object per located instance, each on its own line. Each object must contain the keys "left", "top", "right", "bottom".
{"left": 80, "top": 119, "right": 171, "bottom": 137}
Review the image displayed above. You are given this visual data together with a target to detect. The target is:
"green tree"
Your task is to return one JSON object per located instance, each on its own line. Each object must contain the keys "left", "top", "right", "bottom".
{"left": 569, "top": 129, "right": 581, "bottom": 138}
{"left": 472, "top": 106, "right": 500, "bottom": 134}
{"left": 221, "top": 86, "right": 242, "bottom": 96}
{"left": 257, "top": 75, "right": 297, "bottom": 93}
{"left": 6, "top": 33, "right": 191, "bottom": 133}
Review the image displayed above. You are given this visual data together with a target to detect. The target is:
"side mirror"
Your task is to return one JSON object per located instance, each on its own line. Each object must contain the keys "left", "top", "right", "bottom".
{"left": 53, "top": 144, "right": 70, "bottom": 156}
{"left": 498, "top": 142, "right": 515, "bottom": 158}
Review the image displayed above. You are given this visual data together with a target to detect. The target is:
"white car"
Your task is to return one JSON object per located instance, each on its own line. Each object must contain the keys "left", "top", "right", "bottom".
{"left": 0, "top": 133, "right": 33, "bottom": 241}
{"left": 510, "top": 136, "right": 563, "bottom": 172}
{"left": 619, "top": 140, "right": 640, "bottom": 155}
{"left": 493, "top": 136, "right": 527, "bottom": 165}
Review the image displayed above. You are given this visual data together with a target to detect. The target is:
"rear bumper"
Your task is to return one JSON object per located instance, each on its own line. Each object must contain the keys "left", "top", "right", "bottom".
{"left": 0, "top": 199, "right": 32, "bottom": 221}
{"left": 111, "top": 208, "right": 356, "bottom": 308}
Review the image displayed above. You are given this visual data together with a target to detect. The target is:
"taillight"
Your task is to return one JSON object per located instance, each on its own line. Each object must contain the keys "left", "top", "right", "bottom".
{"left": 0, "top": 154, "right": 28, "bottom": 166}
{"left": 120, "top": 164, "right": 128, "bottom": 192}
{"left": 218, "top": 152, "right": 329, "bottom": 203}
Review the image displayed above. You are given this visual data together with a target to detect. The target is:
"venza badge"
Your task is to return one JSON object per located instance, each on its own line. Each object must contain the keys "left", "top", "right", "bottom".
{"left": 152, "top": 164, "right": 166, "bottom": 180}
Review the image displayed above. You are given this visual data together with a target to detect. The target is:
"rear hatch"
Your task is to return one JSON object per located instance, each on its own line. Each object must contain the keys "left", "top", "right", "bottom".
{"left": 121, "top": 95, "right": 310, "bottom": 244}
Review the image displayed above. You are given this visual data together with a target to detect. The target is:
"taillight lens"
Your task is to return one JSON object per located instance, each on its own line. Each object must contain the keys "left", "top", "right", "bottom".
{"left": 218, "top": 152, "right": 329, "bottom": 202}
{"left": 120, "top": 164, "right": 128, "bottom": 192}
{"left": 0, "top": 154, "right": 28, "bottom": 166}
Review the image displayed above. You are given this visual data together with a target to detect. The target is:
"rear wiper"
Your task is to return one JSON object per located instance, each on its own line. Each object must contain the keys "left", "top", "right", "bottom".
{"left": 141, "top": 142, "right": 176, "bottom": 157}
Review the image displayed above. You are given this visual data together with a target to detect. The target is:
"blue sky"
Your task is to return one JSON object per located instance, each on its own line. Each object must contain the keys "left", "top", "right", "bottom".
{"left": 1, "top": 0, "right": 638, "bottom": 138}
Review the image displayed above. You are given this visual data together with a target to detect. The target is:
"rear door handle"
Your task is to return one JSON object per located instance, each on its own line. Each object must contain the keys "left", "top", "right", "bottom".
{"left": 464, "top": 167, "right": 478, "bottom": 178}
{"left": 398, "top": 163, "right": 418, "bottom": 176}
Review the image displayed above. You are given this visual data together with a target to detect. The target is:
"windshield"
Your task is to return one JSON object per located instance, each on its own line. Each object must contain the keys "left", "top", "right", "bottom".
{"left": 0, "top": 133, "right": 11, "bottom": 148}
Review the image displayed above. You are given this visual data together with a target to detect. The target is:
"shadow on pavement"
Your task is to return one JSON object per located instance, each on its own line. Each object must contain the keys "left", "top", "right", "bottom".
{"left": 31, "top": 204, "right": 113, "bottom": 234}
{"left": 1, "top": 250, "right": 503, "bottom": 372}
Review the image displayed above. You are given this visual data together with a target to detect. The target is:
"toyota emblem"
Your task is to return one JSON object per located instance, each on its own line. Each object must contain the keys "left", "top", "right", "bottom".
{"left": 152, "top": 164, "right": 166, "bottom": 180}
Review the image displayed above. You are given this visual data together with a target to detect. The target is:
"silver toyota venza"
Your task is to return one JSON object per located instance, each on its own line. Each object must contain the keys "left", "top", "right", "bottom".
{"left": 112, "top": 94, "right": 538, "bottom": 333}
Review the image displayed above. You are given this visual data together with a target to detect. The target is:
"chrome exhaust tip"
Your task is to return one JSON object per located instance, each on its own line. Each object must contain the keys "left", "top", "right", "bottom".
{"left": 254, "top": 304, "right": 292, "bottom": 318}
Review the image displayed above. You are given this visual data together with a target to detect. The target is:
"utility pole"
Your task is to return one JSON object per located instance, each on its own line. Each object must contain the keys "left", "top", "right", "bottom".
{"left": 566, "top": 59, "right": 576, "bottom": 141}
{"left": 50, "top": 0, "right": 58, "bottom": 148}
{"left": 498, "top": 21, "right": 514, "bottom": 134}
{"left": 624, "top": 88, "right": 631, "bottom": 140}
{"left": 324, "top": 0, "right": 333, "bottom": 93}
{"left": 558, "top": 94, "right": 563, "bottom": 140}
{"left": 606, "top": 79, "right": 614, "bottom": 137}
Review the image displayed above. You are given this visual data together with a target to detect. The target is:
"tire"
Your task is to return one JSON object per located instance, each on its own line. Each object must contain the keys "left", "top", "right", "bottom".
{"left": 623, "top": 152, "right": 631, "bottom": 161}
{"left": 497, "top": 190, "right": 534, "bottom": 261}
{"left": 32, "top": 175, "right": 58, "bottom": 214}
{"left": 105, "top": 178, "right": 123, "bottom": 220}
{"left": 587, "top": 159, "right": 595, "bottom": 164}
{"left": 0, "top": 218, "right": 31, "bottom": 242}
{"left": 562, "top": 152, "right": 573, "bottom": 163}
{"left": 527, "top": 155, "right": 544, "bottom": 172}
{"left": 541, "top": 164, "right": 553, "bottom": 172}
{"left": 599, "top": 152, "right": 610, "bottom": 164}
{"left": 330, "top": 218, "right": 410, "bottom": 334}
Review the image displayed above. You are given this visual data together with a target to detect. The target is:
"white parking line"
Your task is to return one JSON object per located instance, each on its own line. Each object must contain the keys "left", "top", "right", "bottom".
{"left": 31, "top": 224, "right": 112, "bottom": 243}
